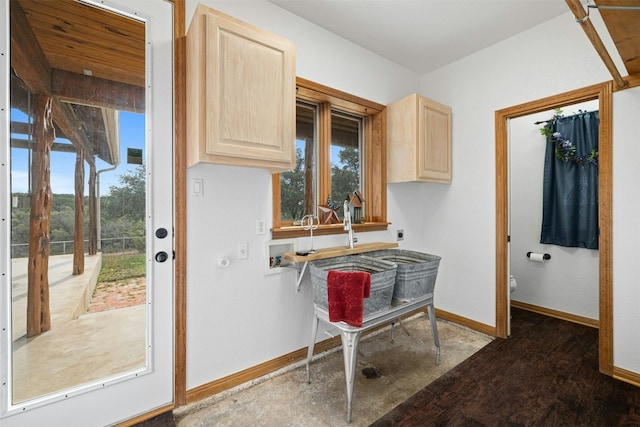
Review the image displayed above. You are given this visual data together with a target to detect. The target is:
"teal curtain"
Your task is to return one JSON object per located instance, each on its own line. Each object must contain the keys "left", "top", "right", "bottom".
{"left": 540, "top": 111, "right": 599, "bottom": 250}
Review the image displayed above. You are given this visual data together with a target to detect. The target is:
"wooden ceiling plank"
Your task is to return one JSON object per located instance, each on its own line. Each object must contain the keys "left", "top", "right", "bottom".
{"left": 595, "top": 0, "right": 640, "bottom": 75}
{"left": 19, "top": 0, "right": 145, "bottom": 88}
{"left": 23, "top": 11, "right": 144, "bottom": 50}
{"left": 19, "top": 0, "right": 144, "bottom": 35}
{"left": 25, "top": 17, "right": 145, "bottom": 62}
{"left": 52, "top": 69, "right": 145, "bottom": 113}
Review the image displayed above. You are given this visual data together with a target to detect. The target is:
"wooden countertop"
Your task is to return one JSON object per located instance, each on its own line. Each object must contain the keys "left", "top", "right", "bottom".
{"left": 282, "top": 242, "right": 399, "bottom": 263}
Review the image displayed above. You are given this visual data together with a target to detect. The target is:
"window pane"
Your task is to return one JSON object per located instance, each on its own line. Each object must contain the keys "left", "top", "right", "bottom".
{"left": 280, "top": 103, "right": 316, "bottom": 223}
{"left": 331, "top": 112, "right": 362, "bottom": 220}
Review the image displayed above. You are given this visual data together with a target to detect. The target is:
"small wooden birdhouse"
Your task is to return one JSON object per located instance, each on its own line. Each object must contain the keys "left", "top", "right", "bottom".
{"left": 348, "top": 191, "right": 365, "bottom": 223}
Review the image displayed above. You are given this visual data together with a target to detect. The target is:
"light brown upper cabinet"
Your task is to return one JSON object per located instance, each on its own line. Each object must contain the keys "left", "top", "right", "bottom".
{"left": 186, "top": 5, "right": 296, "bottom": 172}
{"left": 387, "top": 93, "right": 452, "bottom": 183}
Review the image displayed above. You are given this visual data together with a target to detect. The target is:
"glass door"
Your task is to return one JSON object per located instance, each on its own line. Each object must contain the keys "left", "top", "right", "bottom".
{"left": 1, "top": 0, "right": 174, "bottom": 424}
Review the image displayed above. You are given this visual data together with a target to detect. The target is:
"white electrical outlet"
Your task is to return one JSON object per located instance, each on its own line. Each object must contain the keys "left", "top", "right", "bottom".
{"left": 237, "top": 242, "right": 248, "bottom": 259}
{"left": 256, "top": 219, "right": 266, "bottom": 235}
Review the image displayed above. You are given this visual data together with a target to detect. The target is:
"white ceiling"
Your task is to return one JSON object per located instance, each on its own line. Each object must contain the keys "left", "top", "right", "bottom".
{"left": 269, "top": 0, "right": 571, "bottom": 75}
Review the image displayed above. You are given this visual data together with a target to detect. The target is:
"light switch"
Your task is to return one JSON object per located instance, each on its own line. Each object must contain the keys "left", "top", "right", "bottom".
{"left": 192, "top": 178, "right": 203, "bottom": 197}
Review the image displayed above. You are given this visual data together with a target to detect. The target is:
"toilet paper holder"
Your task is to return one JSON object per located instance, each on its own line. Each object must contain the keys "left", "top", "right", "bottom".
{"left": 527, "top": 252, "right": 551, "bottom": 260}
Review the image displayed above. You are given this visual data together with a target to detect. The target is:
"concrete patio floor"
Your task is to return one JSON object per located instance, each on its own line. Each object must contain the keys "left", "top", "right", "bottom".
{"left": 10, "top": 254, "right": 146, "bottom": 403}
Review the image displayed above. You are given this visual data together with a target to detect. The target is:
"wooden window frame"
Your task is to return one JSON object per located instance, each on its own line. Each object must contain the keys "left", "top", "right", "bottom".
{"left": 271, "top": 77, "right": 388, "bottom": 239}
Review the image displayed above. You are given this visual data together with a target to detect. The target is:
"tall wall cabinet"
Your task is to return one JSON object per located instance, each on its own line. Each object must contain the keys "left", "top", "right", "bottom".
{"left": 387, "top": 93, "right": 452, "bottom": 184}
{"left": 186, "top": 5, "right": 296, "bottom": 172}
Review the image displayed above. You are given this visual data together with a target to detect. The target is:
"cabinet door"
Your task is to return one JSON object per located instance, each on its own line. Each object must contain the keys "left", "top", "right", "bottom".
{"left": 187, "top": 6, "right": 295, "bottom": 171}
{"left": 417, "top": 96, "right": 451, "bottom": 183}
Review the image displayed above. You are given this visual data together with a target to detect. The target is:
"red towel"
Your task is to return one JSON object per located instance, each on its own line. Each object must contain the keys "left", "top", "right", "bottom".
{"left": 327, "top": 270, "right": 371, "bottom": 327}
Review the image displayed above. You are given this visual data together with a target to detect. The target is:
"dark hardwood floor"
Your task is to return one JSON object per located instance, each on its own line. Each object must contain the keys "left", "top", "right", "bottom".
{"left": 371, "top": 308, "right": 640, "bottom": 426}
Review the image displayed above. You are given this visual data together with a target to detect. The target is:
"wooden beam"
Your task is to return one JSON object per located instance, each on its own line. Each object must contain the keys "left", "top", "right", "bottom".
{"left": 27, "top": 94, "right": 54, "bottom": 337}
{"left": 73, "top": 147, "right": 85, "bottom": 276}
{"left": 11, "top": 138, "right": 76, "bottom": 154}
{"left": 52, "top": 101, "right": 96, "bottom": 164}
{"left": 88, "top": 164, "right": 97, "bottom": 256}
{"left": 52, "top": 69, "right": 145, "bottom": 114}
{"left": 10, "top": 1, "right": 51, "bottom": 94}
{"left": 565, "top": 0, "right": 629, "bottom": 89}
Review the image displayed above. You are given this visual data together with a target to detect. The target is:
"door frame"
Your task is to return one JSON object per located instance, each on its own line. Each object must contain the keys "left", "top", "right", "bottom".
{"left": 495, "top": 81, "right": 613, "bottom": 375}
{"left": 171, "top": 0, "right": 187, "bottom": 408}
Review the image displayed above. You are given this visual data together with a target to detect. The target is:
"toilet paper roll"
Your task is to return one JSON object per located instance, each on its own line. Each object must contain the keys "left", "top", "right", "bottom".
{"left": 217, "top": 257, "right": 231, "bottom": 268}
{"left": 528, "top": 252, "right": 546, "bottom": 263}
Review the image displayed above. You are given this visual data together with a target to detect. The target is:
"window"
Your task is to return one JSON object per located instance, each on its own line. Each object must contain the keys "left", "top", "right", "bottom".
{"left": 272, "top": 78, "right": 388, "bottom": 239}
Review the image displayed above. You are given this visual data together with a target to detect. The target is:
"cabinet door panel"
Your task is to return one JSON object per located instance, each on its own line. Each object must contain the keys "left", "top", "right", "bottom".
{"left": 387, "top": 93, "right": 451, "bottom": 184}
{"left": 211, "top": 16, "right": 292, "bottom": 161}
{"left": 418, "top": 100, "right": 451, "bottom": 182}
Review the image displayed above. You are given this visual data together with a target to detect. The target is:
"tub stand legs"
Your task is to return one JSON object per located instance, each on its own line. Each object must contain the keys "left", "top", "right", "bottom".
{"left": 307, "top": 296, "right": 437, "bottom": 423}
{"left": 340, "top": 330, "right": 362, "bottom": 423}
{"left": 306, "top": 315, "right": 319, "bottom": 383}
{"left": 306, "top": 315, "right": 362, "bottom": 423}
{"left": 426, "top": 303, "right": 441, "bottom": 365}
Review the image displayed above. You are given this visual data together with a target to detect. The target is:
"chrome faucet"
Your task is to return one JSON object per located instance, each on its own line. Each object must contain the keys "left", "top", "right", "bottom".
{"left": 343, "top": 199, "right": 355, "bottom": 248}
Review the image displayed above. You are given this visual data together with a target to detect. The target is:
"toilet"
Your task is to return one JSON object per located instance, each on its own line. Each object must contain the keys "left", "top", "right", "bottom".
{"left": 510, "top": 275, "right": 518, "bottom": 293}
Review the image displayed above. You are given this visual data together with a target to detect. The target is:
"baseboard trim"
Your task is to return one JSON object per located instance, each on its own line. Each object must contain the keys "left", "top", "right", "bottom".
{"left": 117, "top": 404, "right": 174, "bottom": 427}
{"left": 185, "top": 307, "right": 432, "bottom": 404}
{"left": 185, "top": 343, "right": 325, "bottom": 404}
{"left": 613, "top": 366, "right": 640, "bottom": 388}
{"left": 511, "top": 300, "right": 599, "bottom": 329}
{"left": 434, "top": 308, "right": 496, "bottom": 336}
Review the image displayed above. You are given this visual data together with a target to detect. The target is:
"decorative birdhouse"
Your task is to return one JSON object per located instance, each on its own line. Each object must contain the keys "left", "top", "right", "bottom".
{"left": 348, "top": 191, "right": 364, "bottom": 223}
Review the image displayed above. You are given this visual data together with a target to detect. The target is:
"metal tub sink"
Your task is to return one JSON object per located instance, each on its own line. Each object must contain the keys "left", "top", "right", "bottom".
{"left": 363, "top": 249, "right": 441, "bottom": 302}
{"left": 309, "top": 255, "right": 397, "bottom": 317}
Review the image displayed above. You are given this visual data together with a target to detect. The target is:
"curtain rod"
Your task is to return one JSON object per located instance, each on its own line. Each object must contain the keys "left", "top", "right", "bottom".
{"left": 533, "top": 109, "right": 597, "bottom": 125}
{"left": 587, "top": 4, "right": 640, "bottom": 11}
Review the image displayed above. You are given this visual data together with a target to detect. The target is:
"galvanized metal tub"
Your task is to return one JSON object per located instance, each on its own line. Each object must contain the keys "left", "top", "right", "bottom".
{"left": 309, "top": 255, "right": 397, "bottom": 317}
{"left": 363, "top": 249, "right": 441, "bottom": 302}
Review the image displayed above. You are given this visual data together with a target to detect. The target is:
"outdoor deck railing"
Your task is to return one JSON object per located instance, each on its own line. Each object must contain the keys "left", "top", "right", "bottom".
{"left": 10, "top": 236, "right": 145, "bottom": 258}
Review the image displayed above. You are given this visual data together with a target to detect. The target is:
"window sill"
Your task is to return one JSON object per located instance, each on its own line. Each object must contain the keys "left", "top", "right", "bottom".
{"left": 271, "top": 222, "right": 390, "bottom": 240}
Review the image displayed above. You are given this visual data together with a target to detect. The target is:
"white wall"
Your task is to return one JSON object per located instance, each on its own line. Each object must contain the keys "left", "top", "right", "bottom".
{"left": 612, "top": 87, "right": 640, "bottom": 373}
{"left": 509, "top": 102, "right": 598, "bottom": 320}
{"left": 417, "top": 12, "right": 638, "bottom": 373}
{"left": 414, "top": 12, "right": 615, "bottom": 326}
{"left": 184, "top": 0, "right": 421, "bottom": 390}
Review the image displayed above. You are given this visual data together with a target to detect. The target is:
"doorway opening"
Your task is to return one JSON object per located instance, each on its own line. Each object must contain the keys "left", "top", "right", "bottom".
{"left": 495, "top": 82, "right": 613, "bottom": 375}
